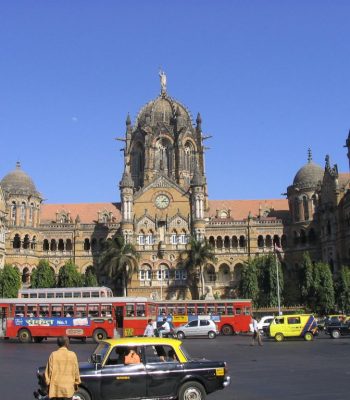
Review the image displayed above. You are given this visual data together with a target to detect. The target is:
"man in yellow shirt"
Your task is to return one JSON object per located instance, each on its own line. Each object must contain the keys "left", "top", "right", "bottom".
{"left": 45, "top": 336, "right": 81, "bottom": 400}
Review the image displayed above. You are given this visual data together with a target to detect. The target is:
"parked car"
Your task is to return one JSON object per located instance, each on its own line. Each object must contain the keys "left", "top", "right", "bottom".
{"left": 174, "top": 319, "right": 219, "bottom": 339}
{"left": 325, "top": 319, "right": 350, "bottom": 339}
{"left": 257, "top": 316, "right": 274, "bottom": 334}
{"left": 34, "top": 337, "right": 230, "bottom": 400}
{"left": 268, "top": 314, "right": 318, "bottom": 342}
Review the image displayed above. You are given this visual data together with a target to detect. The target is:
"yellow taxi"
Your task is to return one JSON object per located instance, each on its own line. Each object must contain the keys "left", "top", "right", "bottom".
{"left": 268, "top": 314, "right": 318, "bottom": 342}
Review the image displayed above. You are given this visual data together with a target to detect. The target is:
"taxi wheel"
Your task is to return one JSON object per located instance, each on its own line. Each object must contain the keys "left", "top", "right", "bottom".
{"left": 92, "top": 328, "right": 107, "bottom": 343}
{"left": 304, "top": 332, "right": 314, "bottom": 341}
{"left": 208, "top": 331, "right": 216, "bottom": 339}
{"left": 177, "top": 331, "right": 185, "bottom": 339}
{"left": 18, "top": 328, "right": 32, "bottom": 343}
{"left": 331, "top": 329, "right": 340, "bottom": 339}
{"left": 274, "top": 332, "right": 284, "bottom": 342}
{"left": 179, "top": 381, "right": 206, "bottom": 400}
{"left": 74, "top": 387, "right": 91, "bottom": 400}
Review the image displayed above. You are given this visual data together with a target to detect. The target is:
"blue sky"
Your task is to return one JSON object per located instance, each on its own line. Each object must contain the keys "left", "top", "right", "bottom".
{"left": 1, "top": 1, "right": 350, "bottom": 203}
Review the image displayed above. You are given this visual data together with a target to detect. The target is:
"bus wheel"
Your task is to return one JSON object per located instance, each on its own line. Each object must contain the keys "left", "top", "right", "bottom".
{"left": 93, "top": 329, "right": 107, "bottom": 343}
{"left": 18, "top": 329, "right": 32, "bottom": 343}
{"left": 74, "top": 387, "right": 91, "bottom": 400}
{"left": 221, "top": 324, "right": 233, "bottom": 336}
{"left": 275, "top": 333, "right": 284, "bottom": 342}
{"left": 304, "top": 332, "right": 314, "bottom": 341}
{"left": 34, "top": 337, "right": 44, "bottom": 343}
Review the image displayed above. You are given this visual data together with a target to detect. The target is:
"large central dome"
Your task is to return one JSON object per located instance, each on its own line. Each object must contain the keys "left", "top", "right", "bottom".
{"left": 1, "top": 162, "right": 40, "bottom": 196}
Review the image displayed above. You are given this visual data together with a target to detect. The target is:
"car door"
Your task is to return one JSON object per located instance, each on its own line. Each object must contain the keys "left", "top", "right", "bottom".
{"left": 286, "top": 316, "right": 302, "bottom": 337}
{"left": 144, "top": 345, "right": 184, "bottom": 398}
{"left": 199, "top": 319, "right": 210, "bottom": 336}
{"left": 100, "top": 346, "right": 147, "bottom": 400}
{"left": 185, "top": 320, "right": 199, "bottom": 337}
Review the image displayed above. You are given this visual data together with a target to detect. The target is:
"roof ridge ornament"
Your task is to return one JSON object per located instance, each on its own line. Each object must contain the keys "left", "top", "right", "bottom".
{"left": 159, "top": 69, "right": 167, "bottom": 96}
{"left": 307, "top": 148, "right": 312, "bottom": 163}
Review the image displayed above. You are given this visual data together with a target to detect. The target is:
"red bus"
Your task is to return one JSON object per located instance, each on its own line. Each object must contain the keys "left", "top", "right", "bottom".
{"left": 154, "top": 299, "right": 252, "bottom": 335}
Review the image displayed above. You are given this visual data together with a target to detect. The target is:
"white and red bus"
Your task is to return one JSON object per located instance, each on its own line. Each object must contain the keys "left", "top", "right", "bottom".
{"left": 18, "top": 286, "right": 113, "bottom": 299}
{"left": 154, "top": 299, "right": 252, "bottom": 335}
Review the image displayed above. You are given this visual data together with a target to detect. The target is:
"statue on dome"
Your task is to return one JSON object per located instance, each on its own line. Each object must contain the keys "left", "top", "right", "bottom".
{"left": 159, "top": 69, "right": 167, "bottom": 94}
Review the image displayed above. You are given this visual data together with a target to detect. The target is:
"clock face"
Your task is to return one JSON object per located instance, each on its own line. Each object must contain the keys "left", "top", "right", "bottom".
{"left": 155, "top": 194, "right": 170, "bottom": 209}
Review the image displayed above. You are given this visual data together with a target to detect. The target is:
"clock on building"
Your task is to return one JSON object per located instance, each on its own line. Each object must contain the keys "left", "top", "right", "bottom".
{"left": 155, "top": 194, "right": 170, "bottom": 209}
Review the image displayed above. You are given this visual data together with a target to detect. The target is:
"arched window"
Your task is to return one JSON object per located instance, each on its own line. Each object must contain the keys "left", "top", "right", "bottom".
{"left": 303, "top": 196, "right": 309, "bottom": 220}
{"left": 233, "top": 263, "right": 243, "bottom": 281}
{"left": 232, "top": 236, "right": 238, "bottom": 249}
{"left": 265, "top": 235, "right": 272, "bottom": 248}
{"left": 13, "top": 234, "right": 21, "bottom": 249}
{"left": 23, "top": 234, "right": 30, "bottom": 249}
{"left": 281, "top": 234, "right": 287, "bottom": 248}
{"left": 218, "top": 264, "right": 230, "bottom": 283}
{"left": 131, "top": 142, "right": 144, "bottom": 188}
{"left": 66, "top": 239, "right": 72, "bottom": 251}
{"left": 50, "top": 239, "right": 57, "bottom": 251}
{"left": 58, "top": 239, "right": 65, "bottom": 252}
{"left": 239, "top": 236, "right": 246, "bottom": 248}
{"left": 217, "top": 236, "right": 223, "bottom": 249}
{"left": 224, "top": 236, "right": 230, "bottom": 249}
{"left": 257, "top": 235, "right": 264, "bottom": 248}
{"left": 43, "top": 239, "right": 49, "bottom": 251}
{"left": 84, "top": 238, "right": 91, "bottom": 251}
{"left": 273, "top": 235, "right": 280, "bottom": 248}
{"left": 184, "top": 141, "right": 195, "bottom": 173}
{"left": 29, "top": 203, "right": 34, "bottom": 222}
{"left": 31, "top": 236, "right": 37, "bottom": 250}
{"left": 157, "top": 264, "right": 169, "bottom": 280}
{"left": 294, "top": 198, "right": 299, "bottom": 221}
{"left": 155, "top": 138, "right": 173, "bottom": 176}
{"left": 209, "top": 236, "right": 215, "bottom": 248}
{"left": 139, "top": 265, "right": 152, "bottom": 281}
{"left": 20, "top": 202, "right": 26, "bottom": 222}
{"left": 204, "top": 265, "right": 216, "bottom": 282}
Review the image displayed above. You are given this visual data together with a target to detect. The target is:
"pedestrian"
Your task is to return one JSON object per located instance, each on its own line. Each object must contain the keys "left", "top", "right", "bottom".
{"left": 44, "top": 336, "right": 81, "bottom": 400}
{"left": 159, "top": 317, "right": 171, "bottom": 338}
{"left": 251, "top": 316, "right": 263, "bottom": 346}
{"left": 143, "top": 318, "right": 155, "bottom": 337}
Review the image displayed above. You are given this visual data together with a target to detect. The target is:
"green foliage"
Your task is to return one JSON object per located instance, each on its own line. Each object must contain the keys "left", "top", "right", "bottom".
{"left": 336, "top": 266, "right": 350, "bottom": 313}
{"left": 179, "top": 236, "right": 216, "bottom": 299}
{"left": 239, "top": 259, "right": 259, "bottom": 304}
{"left": 257, "top": 254, "right": 284, "bottom": 308}
{"left": 0, "top": 264, "right": 21, "bottom": 298}
{"left": 99, "top": 234, "right": 139, "bottom": 296}
{"left": 31, "top": 260, "right": 56, "bottom": 288}
{"left": 57, "top": 260, "right": 83, "bottom": 288}
{"left": 83, "top": 267, "right": 98, "bottom": 287}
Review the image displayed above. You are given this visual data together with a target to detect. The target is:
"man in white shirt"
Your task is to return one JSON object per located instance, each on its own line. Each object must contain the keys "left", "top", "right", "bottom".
{"left": 251, "top": 317, "right": 263, "bottom": 346}
{"left": 159, "top": 318, "right": 171, "bottom": 338}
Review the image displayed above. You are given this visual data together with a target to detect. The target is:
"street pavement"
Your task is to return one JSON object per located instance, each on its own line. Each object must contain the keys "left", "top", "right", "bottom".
{"left": 0, "top": 333, "right": 349, "bottom": 400}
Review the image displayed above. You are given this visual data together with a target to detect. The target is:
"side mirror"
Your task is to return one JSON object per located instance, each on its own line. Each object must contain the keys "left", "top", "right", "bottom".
{"left": 91, "top": 354, "right": 103, "bottom": 364}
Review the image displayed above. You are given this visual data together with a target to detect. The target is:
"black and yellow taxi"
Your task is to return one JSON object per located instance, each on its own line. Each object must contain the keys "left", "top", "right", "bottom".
{"left": 35, "top": 337, "right": 230, "bottom": 400}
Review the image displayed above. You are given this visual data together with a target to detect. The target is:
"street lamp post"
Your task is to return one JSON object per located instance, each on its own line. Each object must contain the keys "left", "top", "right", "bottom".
{"left": 274, "top": 245, "right": 282, "bottom": 315}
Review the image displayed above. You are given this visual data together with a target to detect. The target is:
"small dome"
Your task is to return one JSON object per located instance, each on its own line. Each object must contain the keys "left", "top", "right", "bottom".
{"left": 293, "top": 161, "right": 324, "bottom": 187}
{"left": 1, "top": 162, "right": 39, "bottom": 196}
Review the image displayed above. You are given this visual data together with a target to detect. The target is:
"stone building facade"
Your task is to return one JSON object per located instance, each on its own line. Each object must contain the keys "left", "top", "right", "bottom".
{"left": 1, "top": 78, "right": 350, "bottom": 299}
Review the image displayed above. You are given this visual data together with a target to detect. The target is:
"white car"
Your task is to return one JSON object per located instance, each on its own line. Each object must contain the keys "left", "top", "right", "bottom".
{"left": 174, "top": 319, "right": 219, "bottom": 339}
{"left": 257, "top": 316, "right": 274, "bottom": 334}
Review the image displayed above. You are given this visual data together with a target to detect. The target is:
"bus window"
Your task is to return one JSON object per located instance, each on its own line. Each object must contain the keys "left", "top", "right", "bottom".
{"left": 52, "top": 305, "right": 62, "bottom": 317}
{"left": 64, "top": 305, "right": 74, "bottom": 317}
{"left": 83, "top": 292, "right": 90, "bottom": 298}
{"left": 177, "top": 306, "right": 185, "bottom": 315}
{"left": 55, "top": 292, "right": 63, "bottom": 298}
{"left": 28, "top": 305, "right": 38, "bottom": 317}
{"left": 126, "top": 304, "right": 135, "bottom": 317}
{"left": 38, "top": 293, "right": 46, "bottom": 299}
{"left": 101, "top": 304, "right": 112, "bottom": 317}
{"left": 22, "top": 293, "right": 28, "bottom": 298}
{"left": 73, "top": 292, "right": 81, "bottom": 298}
{"left": 244, "top": 307, "right": 251, "bottom": 315}
{"left": 15, "top": 305, "right": 25, "bottom": 317}
{"left": 47, "top": 293, "right": 54, "bottom": 299}
{"left": 206, "top": 304, "right": 215, "bottom": 314}
{"left": 76, "top": 304, "right": 87, "bottom": 317}
{"left": 136, "top": 304, "right": 146, "bottom": 317}
{"left": 64, "top": 292, "right": 73, "bottom": 298}
{"left": 217, "top": 304, "right": 225, "bottom": 315}
{"left": 39, "top": 305, "right": 49, "bottom": 317}
{"left": 197, "top": 306, "right": 205, "bottom": 315}
{"left": 158, "top": 306, "right": 166, "bottom": 315}
{"left": 235, "top": 308, "right": 242, "bottom": 315}
{"left": 188, "top": 307, "right": 195, "bottom": 315}
{"left": 88, "top": 304, "right": 99, "bottom": 317}
{"left": 92, "top": 291, "right": 99, "bottom": 298}
{"left": 30, "top": 293, "right": 37, "bottom": 299}
{"left": 227, "top": 306, "right": 234, "bottom": 315}
{"left": 148, "top": 304, "right": 156, "bottom": 316}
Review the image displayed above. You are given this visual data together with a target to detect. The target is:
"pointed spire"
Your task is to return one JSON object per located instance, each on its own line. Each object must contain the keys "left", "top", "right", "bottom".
{"left": 126, "top": 113, "right": 131, "bottom": 126}
{"left": 325, "top": 154, "right": 330, "bottom": 169}
{"left": 75, "top": 214, "right": 80, "bottom": 224}
{"left": 196, "top": 113, "right": 202, "bottom": 131}
{"left": 307, "top": 148, "right": 312, "bottom": 163}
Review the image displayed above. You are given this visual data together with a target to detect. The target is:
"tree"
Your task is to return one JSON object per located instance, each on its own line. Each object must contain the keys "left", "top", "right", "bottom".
{"left": 83, "top": 267, "right": 98, "bottom": 287}
{"left": 299, "top": 252, "right": 317, "bottom": 310}
{"left": 239, "top": 259, "right": 259, "bottom": 305}
{"left": 0, "top": 264, "right": 21, "bottom": 298}
{"left": 314, "top": 262, "right": 335, "bottom": 314}
{"left": 179, "top": 236, "right": 216, "bottom": 299}
{"left": 99, "top": 234, "right": 139, "bottom": 296}
{"left": 258, "top": 254, "right": 284, "bottom": 308}
{"left": 57, "top": 261, "right": 83, "bottom": 287}
{"left": 336, "top": 266, "right": 350, "bottom": 313}
{"left": 31, "top": 260, "right": 56, "bottom": 288}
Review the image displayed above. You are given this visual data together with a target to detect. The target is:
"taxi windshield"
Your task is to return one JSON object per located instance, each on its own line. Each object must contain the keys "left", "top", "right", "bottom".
{"left": 92, "top": 342, "right": 110, "bottom": 362}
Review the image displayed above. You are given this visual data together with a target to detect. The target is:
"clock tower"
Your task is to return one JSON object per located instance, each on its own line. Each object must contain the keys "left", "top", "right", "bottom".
{"left": 118, "top": 74, "right": 208, "bottom": 298}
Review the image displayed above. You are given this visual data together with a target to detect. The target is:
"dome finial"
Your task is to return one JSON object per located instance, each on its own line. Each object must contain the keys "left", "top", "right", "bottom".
{"left": 307, "top": 148, "right": 312, "bottom": 163}
{"left": 159, "top": 68, "right": 167, "bottom": 95}
{"left": 16, "top": 161, "right": 21, "bottom": 169}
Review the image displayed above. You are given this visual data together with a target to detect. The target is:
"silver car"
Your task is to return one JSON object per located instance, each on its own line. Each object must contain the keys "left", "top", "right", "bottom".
{"left": 174, "top": 319, "right": 219, "bottom": 339}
